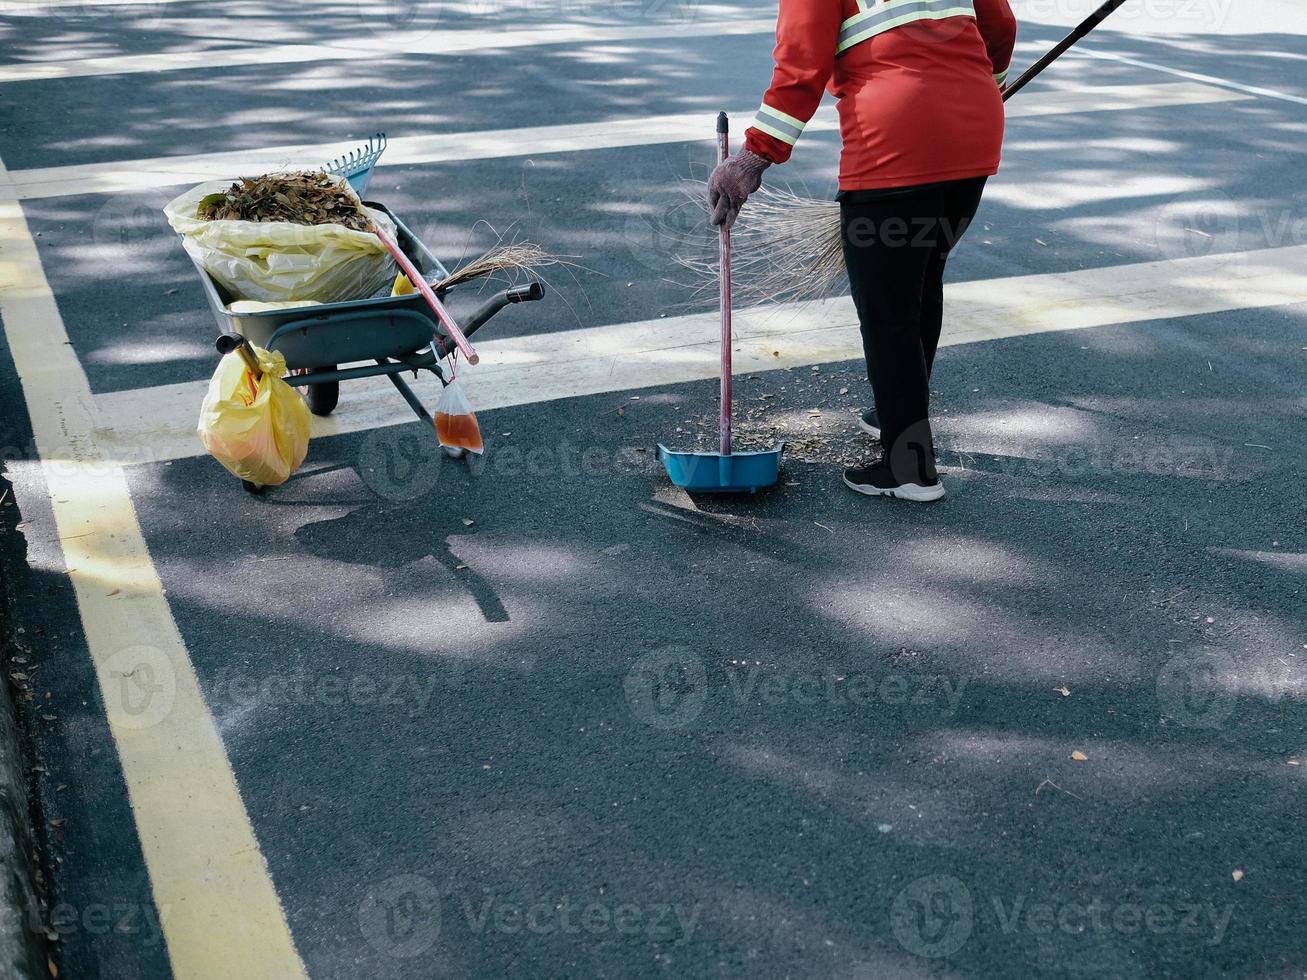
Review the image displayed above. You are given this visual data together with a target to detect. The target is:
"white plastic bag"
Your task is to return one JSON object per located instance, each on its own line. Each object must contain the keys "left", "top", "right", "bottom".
{"left": 435, "top": 380, "right": 483, "bottom": 454}
{"left": 164, "top": 176, "right": 397, "bottom": 304}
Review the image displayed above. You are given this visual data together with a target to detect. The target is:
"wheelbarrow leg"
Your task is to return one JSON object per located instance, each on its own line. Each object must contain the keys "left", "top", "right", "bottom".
{"left": 379, "top": 359, "right": 432, "bottom": 424}
{"left": 378, "top": 358, "right": 466, "bottom": 458}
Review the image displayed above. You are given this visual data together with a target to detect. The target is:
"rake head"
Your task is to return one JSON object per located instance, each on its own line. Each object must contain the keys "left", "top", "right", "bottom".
{"left": 324, "top": 132, "right": 388, "bottom": 196}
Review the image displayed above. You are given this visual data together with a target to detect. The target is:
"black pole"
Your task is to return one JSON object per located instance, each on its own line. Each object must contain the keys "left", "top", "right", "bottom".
{"left": 1003, "top": 0, "right": 1131, "bottom": 102}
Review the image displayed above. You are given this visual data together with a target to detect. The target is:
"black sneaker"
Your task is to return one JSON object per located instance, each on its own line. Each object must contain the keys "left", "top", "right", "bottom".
{"left": 858, "top": 408, "right": 881, "bottom": 440}
{"left": 843, "top": 460, "right": 946, "bottom": 502}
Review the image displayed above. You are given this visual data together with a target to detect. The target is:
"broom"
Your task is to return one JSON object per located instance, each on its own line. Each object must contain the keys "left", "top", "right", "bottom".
{"left": 694, "top": 0, "right": 1131, "bottom": 304}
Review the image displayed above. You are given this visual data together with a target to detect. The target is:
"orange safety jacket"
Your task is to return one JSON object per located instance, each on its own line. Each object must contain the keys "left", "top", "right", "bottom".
{"left": 744, "top": 0, "right": 1018, "bottom": 191}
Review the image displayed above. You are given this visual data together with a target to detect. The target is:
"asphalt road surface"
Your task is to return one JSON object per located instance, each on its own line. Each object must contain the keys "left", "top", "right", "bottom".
{"left": 1, "top": 0, "right": 1306, "bottom": 977}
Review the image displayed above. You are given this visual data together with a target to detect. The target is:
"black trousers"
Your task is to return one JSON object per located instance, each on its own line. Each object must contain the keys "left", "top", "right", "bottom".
{"left": 839, "top": 176, "right": 987, "bottom": 483}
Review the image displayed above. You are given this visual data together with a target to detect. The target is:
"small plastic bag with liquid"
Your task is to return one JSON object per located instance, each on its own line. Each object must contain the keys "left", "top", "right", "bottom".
{"left": 435, "top": 379, "right": 484, "bottom": 454}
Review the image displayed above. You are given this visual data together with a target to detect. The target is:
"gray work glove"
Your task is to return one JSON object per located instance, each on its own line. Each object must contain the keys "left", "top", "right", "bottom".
{"left": 707, "top": 148, "right": 771, "bottom": 228}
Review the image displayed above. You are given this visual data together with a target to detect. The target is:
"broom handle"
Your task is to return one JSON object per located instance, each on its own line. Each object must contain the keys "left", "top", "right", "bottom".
{"left": 718, "top": 111, "right": 732, "bottom": 457}
{"left": 1002, "top": 0, "right": 1131, "bottom": 101}
{"left": 373, "top": 224, "right": 480, "bottom": 365}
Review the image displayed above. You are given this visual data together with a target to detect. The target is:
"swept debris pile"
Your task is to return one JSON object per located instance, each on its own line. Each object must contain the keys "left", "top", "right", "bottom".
{"left": 197, "top": 171, "right": 373, "bottom": 232}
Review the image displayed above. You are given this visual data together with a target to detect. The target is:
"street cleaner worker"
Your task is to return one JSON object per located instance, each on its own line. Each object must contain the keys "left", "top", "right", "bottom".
{"left": 708, "top": 0, "right": 1017, "bottom": 502}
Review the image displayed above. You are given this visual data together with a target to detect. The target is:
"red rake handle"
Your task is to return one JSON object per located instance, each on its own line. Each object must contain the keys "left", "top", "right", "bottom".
{"left": 373, "top": 224, "right": 479, "bottom": 365}
{"left": 717, "top": 111, "right": 732, "bottom": 457}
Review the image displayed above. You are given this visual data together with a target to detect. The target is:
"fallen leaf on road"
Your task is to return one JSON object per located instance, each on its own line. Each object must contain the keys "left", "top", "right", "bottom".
{"left": 1232, "top": 870, "right": 1244, "bottom": 882}
{"left": 1288, "top": 758, "right": 1301, "bottom": 766}
{"left": 1071, "top": 750, "right": 1088, "bottom": 761}
{"left": 106, "top": 589, "right": 120, "bottom": 597}
{"left": 1055, "top": 686, "right": 1071, "bottom": 697}
{"left": 462, "top": 518, "right": 474, "bottom": 526}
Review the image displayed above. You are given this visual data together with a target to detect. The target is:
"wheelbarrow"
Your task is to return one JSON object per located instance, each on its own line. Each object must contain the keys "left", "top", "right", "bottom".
{"left": 189, "top": 200, "right": 544, "bottom": 492}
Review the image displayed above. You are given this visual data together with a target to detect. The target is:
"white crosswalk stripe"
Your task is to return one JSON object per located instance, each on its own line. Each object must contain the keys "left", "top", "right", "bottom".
{"left": 93, "top": 243, "right": 1307, "bottom": 466}
{"left": 0, "top": 19, "right": 776, "bottom": 83}
{"left": 0, "top": 82, "right": 1252, "bottom": 202}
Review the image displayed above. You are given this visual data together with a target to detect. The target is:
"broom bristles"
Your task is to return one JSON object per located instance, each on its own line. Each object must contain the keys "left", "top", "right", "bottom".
{"left": 436, "top": 241, "right": 562, "bottom": 289}
{"left": 678, "top": 181, "right": 844, "bottom": 307}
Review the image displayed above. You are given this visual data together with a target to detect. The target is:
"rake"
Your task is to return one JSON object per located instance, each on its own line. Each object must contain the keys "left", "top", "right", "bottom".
{"left": 324, "top": 132, "right": 388, "bottom": 196}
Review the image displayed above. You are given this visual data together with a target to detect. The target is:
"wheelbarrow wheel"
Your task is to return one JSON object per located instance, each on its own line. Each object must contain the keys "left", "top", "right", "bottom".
{"left": 307, "top": 376, "right": 339, "bottom": 417}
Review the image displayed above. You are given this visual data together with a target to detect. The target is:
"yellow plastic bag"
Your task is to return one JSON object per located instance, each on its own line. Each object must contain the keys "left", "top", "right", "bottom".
{"left": 163, "top": 177, "right": 398, "bottom": 304}
{"left": 197, "top": 345, "right": 310, "bottom": 486}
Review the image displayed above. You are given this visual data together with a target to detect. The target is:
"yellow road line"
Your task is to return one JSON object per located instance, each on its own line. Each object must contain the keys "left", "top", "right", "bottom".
{"left": 0, "top": 156, "right": 307, "bottom": 978}
{"left": 2, "top": 82, "right": 1250, "bottom": 202}
{"left": 94, "top": 242, "right": 1307, "bottom": 466}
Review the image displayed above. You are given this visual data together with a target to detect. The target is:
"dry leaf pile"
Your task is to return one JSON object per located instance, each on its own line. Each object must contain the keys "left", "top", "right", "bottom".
{"left": 198, "top": 171, "right": 372, "bottom": 231}
{"left": 676, "top": 370, "right": 869, "bottom": 466}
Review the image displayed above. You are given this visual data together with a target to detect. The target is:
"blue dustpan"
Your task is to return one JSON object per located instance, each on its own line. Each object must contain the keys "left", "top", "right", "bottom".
{"left": 658, "top": 443, "right": 785, "bottom": 494}
{"left": 658, "top": 112, "right": 785, "bottom": 495}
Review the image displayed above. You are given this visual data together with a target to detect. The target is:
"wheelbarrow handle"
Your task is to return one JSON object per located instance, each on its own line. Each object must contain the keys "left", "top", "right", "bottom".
{"left": 433, "top": 282, "right": 546, "bottom": 357}
{"left": 215, "top": 332, "right": 262, "bottom": 379}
